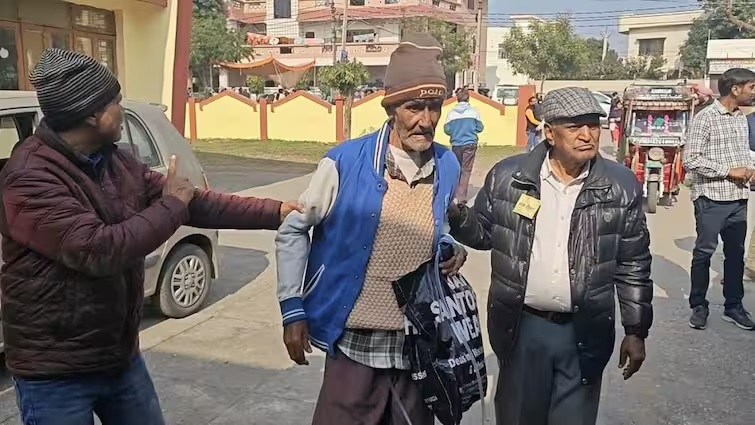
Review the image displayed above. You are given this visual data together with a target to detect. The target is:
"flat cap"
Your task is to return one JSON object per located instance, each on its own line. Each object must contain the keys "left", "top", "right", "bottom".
{"left": 541, "top": 87, "right": 606, "bottom": 123}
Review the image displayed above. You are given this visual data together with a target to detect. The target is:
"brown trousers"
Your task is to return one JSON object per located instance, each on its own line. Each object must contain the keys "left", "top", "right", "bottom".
{"left": 452, "top": 144, "right": 477, "bottom": 203}
{"left": 312, "top": 352, "right": 434, "bottom": 425}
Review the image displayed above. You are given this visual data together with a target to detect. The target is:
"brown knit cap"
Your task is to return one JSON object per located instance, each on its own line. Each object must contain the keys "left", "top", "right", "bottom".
{"left": 381, "top": 32, "right": 447, "bottom": 107}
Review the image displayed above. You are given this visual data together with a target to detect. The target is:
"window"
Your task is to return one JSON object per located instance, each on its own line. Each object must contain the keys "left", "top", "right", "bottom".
{"left": 0, "top": 24, "right": 21, "bottom": 90}
{"left": 638, "top": 38, "right": 665, "bottom": 57}
{"left": 497, "top": 43, "right": 506, "bottom": 59}
{"left": 305, "top": 32, "right": 315, "bottom": 38}
{"left": 72, "top": 5, "right": 116, "bottom": 35}
{"left": 123, "top": 114, "right": 161, "bottom": 168}
{"left": 347, "top": 30, "right": 376, "bottom": 43}
{"left": 467, "top": 0, "right": 475, "bottom": 10}
{"left": 350, "top": 0, "right": 365, "bottom": 5}
{"left": 0, "top": 112, "right": 37, "bottom": 159}
{"left": 273, "top": 0, "right": 291, "bottom": 19}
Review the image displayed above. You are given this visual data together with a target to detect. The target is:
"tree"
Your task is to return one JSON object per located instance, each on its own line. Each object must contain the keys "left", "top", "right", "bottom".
{"left": 573, "top": 37, "right": 629, "bottom": 80}
{"left": 679, "top": 2, "right": 755, "bottom": 78}
{"left": 501, "top": 17, "right": 587, "bottom": 91}
{"left": 318, "top": 61, "right": 369, "bottom": 140}
{"left": 193, "top": 0, "right": 225, "bottom": 17}
{"left": 190, "top": 11, "right": 251, "bottom": 90}
{"left": 295, "top": 70, "right": 314, "bottom": 90}
{"left": 400, "top": 17, "right": 473, "bottom": 83}
{"left": 246, "top": 75, "right": 265, "bottom": 95}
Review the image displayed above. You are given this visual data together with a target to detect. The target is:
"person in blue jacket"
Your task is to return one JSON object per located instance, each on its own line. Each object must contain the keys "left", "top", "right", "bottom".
{"left": 444, "top": 88, "right": 484, "bottom": 204}
{"left": 274, "top": 33, "right": 467, "bottom": 425}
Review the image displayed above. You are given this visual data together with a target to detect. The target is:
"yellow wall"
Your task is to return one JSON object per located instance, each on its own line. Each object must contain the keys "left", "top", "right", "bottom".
{"left": 195, "top": 95, "right": 261, "bottom": 140}
{"left": 190, "top": 90, "right": 519, "bottom": 147}
{"left": 65, "top": 0, "right": 177, "bottom": 114}
{"left": 267, "top": 95, "right": 337, "bottom": 144}
{"left": 352, "top": 95, "right": 389, "bottom": 138}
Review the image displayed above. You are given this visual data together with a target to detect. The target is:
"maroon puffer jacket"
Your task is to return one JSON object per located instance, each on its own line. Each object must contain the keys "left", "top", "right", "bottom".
{"left": 0, "top": 124, "right": 282, "bottom": 377}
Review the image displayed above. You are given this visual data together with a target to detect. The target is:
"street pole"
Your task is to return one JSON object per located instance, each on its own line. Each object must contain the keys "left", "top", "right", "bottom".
{"left": 473, "top": 0, "right": 483, "bottom": 91}
{"left": 330, "top": 0, "right": 337, "bottom": 65}
{"left": 341, "top": 0, "right": 349, "bottom": 62}
{"left": 600, "top": 27, "right": 609, "bottom": 62}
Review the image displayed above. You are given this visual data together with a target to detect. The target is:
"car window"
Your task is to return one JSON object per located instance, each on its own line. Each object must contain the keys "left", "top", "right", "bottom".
{"left": 0, "top": 112, "right": 38, "bottom": 159}
{"left": 123, "top": 114, "right": 161, "bottom": 168}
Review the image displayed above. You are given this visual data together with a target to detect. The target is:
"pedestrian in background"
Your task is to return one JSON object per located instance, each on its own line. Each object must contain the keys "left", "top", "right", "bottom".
{"left": 275, "top": 33, "right": 467, "bottom": 425}
{"left": 683, "top": 68, "right": 755, "bottom": 331}
{"left": 444, "top": 88, "right": 484, "bottom": 204}
{"left": 448, "top": 87, "right": 652, "bottom": 425}
{"left": 0, "top": 49, "right": 300, "bottom": 425}
{"left": 525, "top": 96, "right": 541, "bottom": 151}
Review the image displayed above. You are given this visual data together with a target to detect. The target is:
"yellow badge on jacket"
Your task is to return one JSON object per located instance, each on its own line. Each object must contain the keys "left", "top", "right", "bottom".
{"left": 513, "top": 194, "right": 540, "bottom": 219}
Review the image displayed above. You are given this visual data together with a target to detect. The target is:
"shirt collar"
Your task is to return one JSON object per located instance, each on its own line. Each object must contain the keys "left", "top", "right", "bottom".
{"left": 385, "top": 145, "right": 435, "bottom": 184}
{"left": 541, "top": 153, "right": 590, "bottom": 184}
{"left": 712, "top": 99, "right": 743, "bottom": 116}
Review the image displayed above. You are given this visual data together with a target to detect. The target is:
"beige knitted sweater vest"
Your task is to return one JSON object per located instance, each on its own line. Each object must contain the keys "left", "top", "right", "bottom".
{"left": 346, "top": 173, "right": 436, "bottom": 330}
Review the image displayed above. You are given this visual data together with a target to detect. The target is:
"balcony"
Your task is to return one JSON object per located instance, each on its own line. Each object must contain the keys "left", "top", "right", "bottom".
{"left": 249, "top": 42, "right": 398, "bottom": 67}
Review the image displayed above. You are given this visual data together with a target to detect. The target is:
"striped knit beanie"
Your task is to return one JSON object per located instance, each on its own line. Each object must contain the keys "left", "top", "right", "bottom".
{"left": 381, "top": 33, "right": 447, "bottom": 107}
{"left": 30, "top": 48, "right": 121, "bottom": 131}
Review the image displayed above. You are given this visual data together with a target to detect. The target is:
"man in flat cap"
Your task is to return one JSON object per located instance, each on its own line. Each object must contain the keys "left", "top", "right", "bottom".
{"left": 275, "top": 33, "right": 466, "bottom": 424}
{"left": 0, "top": 49, "right": 299, "bottom": 424}
{"left": 448, "top": 87, "right": 653, "bottom": 424}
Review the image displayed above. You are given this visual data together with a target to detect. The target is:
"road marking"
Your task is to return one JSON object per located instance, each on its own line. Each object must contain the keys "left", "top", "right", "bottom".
{"left": 0, "top": 386, "right": 15, "bottom": 397}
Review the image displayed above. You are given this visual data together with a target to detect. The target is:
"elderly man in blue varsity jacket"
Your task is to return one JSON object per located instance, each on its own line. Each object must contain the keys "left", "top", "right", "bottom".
{"left": 275, "top": 33, "right": 466, "bottom": 425}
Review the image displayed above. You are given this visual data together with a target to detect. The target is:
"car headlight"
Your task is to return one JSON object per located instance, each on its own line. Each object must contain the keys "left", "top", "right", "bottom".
{"left": 648, "top": 147, "right": 665, "bottom": 161}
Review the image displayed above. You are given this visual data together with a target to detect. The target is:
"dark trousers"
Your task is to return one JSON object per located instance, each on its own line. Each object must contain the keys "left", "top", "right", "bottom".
{"left": 690, "top": 197, "right": 748, "bottom": 309}
{"left": 312, "top": 351, "right": 433, "bottom": 425}
{"left": 452, "top": 144, "right": 477, "bottom": 203}
{"left": 13, "top": 355, "right": 165, "bottom": 425}
{"left": 495, "top": 312, "right": 601, "bottom": 425}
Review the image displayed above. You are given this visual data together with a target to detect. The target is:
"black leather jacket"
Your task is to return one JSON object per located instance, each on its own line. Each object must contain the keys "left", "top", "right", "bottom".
{"left": 450, "top": 143, "right": 653, "bottom": 383}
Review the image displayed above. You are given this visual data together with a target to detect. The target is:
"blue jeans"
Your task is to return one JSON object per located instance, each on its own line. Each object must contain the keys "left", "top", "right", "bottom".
{"left": 13, "top": 355, "right": 165, "bottom": 425}
{"left": 527, "top": 129, "right": 539, "bottom": 151}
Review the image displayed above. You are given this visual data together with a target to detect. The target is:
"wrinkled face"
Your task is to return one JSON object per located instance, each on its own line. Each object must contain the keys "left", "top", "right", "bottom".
{"left": 732, "top": 81, "right": 755, "bottom": 106}
{"left": 90, "top": 93, "right": 124, "bottom": 144}
{"left": 545, "top": 114, "right": 601, "bottom": 164}
{"left": 391, "top": 98, "right": 443, "bottom": 152}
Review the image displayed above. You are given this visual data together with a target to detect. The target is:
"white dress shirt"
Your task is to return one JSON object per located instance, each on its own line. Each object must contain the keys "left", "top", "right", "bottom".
{"left": 525, "top": 155, "right": 589, "bottom": 312}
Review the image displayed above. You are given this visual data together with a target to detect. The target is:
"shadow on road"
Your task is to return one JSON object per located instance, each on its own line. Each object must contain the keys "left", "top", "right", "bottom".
{"left": 652, "top": 254, "right": 690, "bottom": 301}
{"left": 197, "top": 152, "right": 315, "bottom": 193}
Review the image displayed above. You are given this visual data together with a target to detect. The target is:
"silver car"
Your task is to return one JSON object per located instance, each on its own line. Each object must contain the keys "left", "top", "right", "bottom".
{"left": 0, "top": 92, "right": 220, "bottom": 350}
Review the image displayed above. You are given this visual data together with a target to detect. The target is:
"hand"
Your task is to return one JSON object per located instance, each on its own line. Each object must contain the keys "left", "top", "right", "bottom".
{"left": 279, "top": 201, "right": 304, "bottom": 223}
{"left": 618, "top": 335, "right": 646, "bottom": 380}
{"left": 162, "top": 155, "right": 195, "bottom": 205}
{"left": 283, "top": 320, "right": 312, "bottom": 365}
{"left": 727, "top": 167, "right": 753, "bottom": 184}
{"left": 439, "top": 243, "right": 467, "bottom": 276}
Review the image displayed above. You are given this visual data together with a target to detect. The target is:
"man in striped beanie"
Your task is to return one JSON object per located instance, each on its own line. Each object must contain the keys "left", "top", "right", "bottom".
{"left": 0, "top": 48, "right": 300, "bottom": 425}
{"left": 276, "top": 33, "right": 468, "bottom": 424}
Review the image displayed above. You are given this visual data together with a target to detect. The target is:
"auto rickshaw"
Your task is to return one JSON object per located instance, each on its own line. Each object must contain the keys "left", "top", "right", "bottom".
{"left": 617, "top": 84, "right": 695, "bottom": 213}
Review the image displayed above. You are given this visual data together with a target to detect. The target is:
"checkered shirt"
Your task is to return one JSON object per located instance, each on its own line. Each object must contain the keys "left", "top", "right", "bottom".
{"left": 337, "top": 145, "right": 435, "bottom": 370}
{"left": 683, "top": 100, "right": 751, "bottom": 201}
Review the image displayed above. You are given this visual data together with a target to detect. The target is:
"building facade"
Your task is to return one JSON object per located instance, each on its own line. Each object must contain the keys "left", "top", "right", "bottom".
{"left": 222, "top": 0, "right": 485, "bottom": 88}
{"left": 0, "top": 0, "right": 191, "bottom": 132}
{"left": 484, "top": 16, "right": 541, "bottom": 89}
{"left": 706, "top": 38, "right": 755, "bottom": 93}
{"left": 617, "top": 10, "right": 703, "bottom": 75}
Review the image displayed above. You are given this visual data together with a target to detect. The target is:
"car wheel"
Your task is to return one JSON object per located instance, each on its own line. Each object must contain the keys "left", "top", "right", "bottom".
{"left": 156, "top": 244, "right": 212, "bottom": 319}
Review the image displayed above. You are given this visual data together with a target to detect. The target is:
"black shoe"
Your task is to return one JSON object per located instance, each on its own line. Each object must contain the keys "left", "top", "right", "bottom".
{"left": 722, "top": 306, "right": 755, "bottom": 330}
{"left": 689, "top": 305, "right": 709, "bottom": 330}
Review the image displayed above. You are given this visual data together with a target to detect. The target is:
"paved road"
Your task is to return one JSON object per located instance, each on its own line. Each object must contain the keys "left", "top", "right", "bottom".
{"left": 0, "top": 137, "right": 754, "bottom": 424}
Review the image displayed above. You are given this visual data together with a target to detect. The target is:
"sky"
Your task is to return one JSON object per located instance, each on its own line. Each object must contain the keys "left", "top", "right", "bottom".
{"left": 487, "top": 0, "right": 703, "bottom": 56}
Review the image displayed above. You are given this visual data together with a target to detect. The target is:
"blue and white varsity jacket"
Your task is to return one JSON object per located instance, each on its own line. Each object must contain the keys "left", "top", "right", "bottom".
{"left": 274, "top": 121, "right": 461, "bottom": 353}
{"left": 443, "top": 102, "right": 484, "bottom": 147}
